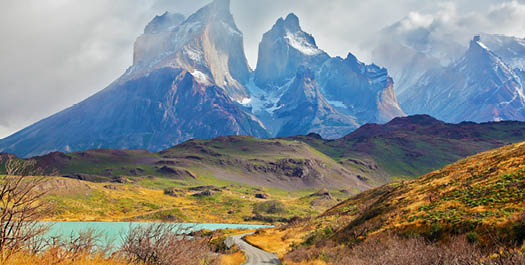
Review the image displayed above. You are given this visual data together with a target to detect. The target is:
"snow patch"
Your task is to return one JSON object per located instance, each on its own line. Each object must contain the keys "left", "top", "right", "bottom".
{"left": 184, "top": 46, "right": 203, "bottom": 63}
{"left": 191, "top": 70, "right": 210, "bottom": 84}
{"left": 245, "top": 78, "right": 290, "bottom": 114}
{"left": 237, "top": 98, "right": 252, "bottom": 105}
{"left": 327, "top": 100, "right": 346, "bottom": 109}
{"left": 284, "top": 32, "right": 322, "bottom": 56}
{"left": 477, "top": 41, "right": 490, "bottom": 50}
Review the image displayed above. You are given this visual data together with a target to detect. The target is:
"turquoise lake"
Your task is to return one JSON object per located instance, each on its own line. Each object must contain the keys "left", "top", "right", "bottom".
{"left": 44, "top": 222, "right": 271, "bottom": 245}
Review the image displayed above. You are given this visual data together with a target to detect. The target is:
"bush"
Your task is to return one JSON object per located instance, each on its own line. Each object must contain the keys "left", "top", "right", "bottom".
{"left": 466, "top": 231, "right": 480, "bottom": 244}
{"left": 284, "top": 233, "right": 525, "bottom": 265}
{"left": 512, "top": 213, "right": 525, "bottom": 245}
{"left": 252, "top": 200, "right": 287, "bottom": 215}
{"left": 118, "top": 224, "right": 218, "bottom": 265}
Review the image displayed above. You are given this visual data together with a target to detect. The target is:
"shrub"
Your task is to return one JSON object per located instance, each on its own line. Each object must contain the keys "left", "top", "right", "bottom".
{"left": 252, "top": 200, "right": 286, "bottom": 215}
{"left": 466, "top": 231, "right": 480, "bottom": 244}
{"left": 512, "top": 213, "right": 525, "bottom": 245}
{"left": 118, "top": 224, "right": 219, "bottom": 265}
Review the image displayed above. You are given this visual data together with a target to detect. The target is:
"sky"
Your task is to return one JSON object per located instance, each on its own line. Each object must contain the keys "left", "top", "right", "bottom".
{"left": 1, "top": 0, "right": 524, "bottom": 139}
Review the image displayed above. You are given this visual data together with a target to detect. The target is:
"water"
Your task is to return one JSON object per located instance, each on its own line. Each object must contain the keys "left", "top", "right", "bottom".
{"left": 44, "top": 222, "right": 271, "bottom": 246}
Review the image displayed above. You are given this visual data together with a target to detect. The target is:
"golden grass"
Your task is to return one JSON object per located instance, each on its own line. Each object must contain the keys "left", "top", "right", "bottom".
{"left": 38, "top": 176, "right": 324, "bottom": 224}
{"left": 6, "top": 252, "right": 132, "bottom": 265}
{"left": 284, "top": 260, "right": 327, "bottom": 265}
{"left": 220, "top": 250, "right": 245, "bottom": 265}
{"left": 245, "top": 228, "right": 307, "bottom": 257}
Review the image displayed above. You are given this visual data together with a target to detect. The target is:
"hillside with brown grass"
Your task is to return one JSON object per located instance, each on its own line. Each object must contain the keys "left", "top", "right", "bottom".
{"left": 246, "top": 141, "right": 525, "bottom": 264}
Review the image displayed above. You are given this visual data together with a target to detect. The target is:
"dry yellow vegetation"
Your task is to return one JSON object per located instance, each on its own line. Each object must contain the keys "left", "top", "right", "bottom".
{"left": 6, "top": 252, "right": 131, "bottom": 265}
{"left": 37, "top": 177, "right": 324, "bottom": 224}
{"left": 220, "top": 250, "right": 245, "bottom": 265}
{"left": 246, "top": 142, "right": 525, "bottom": 263}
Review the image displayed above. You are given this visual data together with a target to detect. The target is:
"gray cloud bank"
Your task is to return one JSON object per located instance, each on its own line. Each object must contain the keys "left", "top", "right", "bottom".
{"left": 0, "top": 0, "right": 524, "bottom": 138}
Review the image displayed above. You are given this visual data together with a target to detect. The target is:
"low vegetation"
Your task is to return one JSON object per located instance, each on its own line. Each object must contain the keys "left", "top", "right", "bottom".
{"left": 246, "top": 142, "right": 525, "bottom": 264}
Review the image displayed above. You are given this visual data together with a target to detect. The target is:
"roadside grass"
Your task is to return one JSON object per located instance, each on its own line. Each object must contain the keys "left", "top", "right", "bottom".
{"left": 220, "top": 250, "right": 246, "bottom": 265}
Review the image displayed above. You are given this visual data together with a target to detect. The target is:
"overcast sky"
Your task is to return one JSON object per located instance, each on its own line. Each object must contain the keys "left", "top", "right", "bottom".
{"left": 1, "top": 0, "right": 524, "bottom": 138}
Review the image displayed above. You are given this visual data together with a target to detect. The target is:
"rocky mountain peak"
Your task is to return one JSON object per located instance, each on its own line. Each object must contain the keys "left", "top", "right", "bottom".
{"left": 255, "top": 13, "right": 329, "bottom": 89}
{"left": 462, "top": 35, "right": 519, "bottom": 83}
{"left": 144, "top": 12, "right": 185, "bottom": 34}
{"left": 212, "top": 0, "right": 230, "bottom": 10}
{"left": 468, "top": 35, "right": 492, "bottom": 55}
{"left": 272, "top": 13, "right": 301, "bottom": 33}
{"left": 283, "top": 13, "right": 300, "bottom": 31}
{"left": 187, "top": 0, "right": 235, "bottom": 26}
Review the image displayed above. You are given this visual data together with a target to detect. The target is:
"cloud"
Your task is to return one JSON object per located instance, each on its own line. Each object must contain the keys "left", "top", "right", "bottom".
{"left": 374, "top": 0, "right": 525, "bottom": 60}
{"left": 0, "top": 0, "right": 524, "bottom": 139}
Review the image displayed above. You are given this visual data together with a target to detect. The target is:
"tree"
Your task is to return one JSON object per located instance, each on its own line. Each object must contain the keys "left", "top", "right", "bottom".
{"left": 0, "top": 158, "right": 49, "bottom": 261}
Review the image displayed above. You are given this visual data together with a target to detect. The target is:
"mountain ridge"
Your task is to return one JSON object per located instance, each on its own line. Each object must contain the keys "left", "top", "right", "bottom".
{"left": 3, "top": 115, "right": 525, "bottom": 192}
{"left": 0, "top": 1, "right": 405, "bottom": 157}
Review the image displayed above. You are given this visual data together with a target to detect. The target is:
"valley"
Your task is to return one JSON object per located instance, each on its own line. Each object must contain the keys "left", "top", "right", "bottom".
{"left": 2, "top": 115, "right": 525, "bottom": 224}
{"left": 1, "top": 0, "right": 525, "bottom": 264}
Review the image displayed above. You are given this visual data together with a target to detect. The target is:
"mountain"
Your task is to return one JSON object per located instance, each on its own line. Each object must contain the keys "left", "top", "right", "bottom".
{"left": 4, "top": 115, "right": 525, "bottom": 190}
{"left": 480, "top": 33, "right": 525, "bottom": 72}
{"left": 130, "top": 0, "right": 251, "bottom": 100}
{"left": 272, "top": 68, "right": 359, "bottom": 138}
{"left": 244, "top": 141, "right": 525, "bottom": 264}
{"left": 317, "top": 54, "right": 404, "bottom": 123}
{"left": 399, "top": 36, "right": 525, "bottom": 123}
{"left": 0, "top": 0, "right": 268, "bottom": 158}
{"left": 0, "top": 1, "right": 405, "bottom": 157}
{"left": 246, "top": 13, "right": 404, "bottom": 138}
{"left": 254, "top": 13, "right": 330, "bottom": 89}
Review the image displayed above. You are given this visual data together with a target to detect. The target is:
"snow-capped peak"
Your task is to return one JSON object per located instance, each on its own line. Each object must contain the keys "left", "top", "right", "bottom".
{"left": 284, "top": 31, "right": 323, "bottom": 56}
{"left": 472, "top": 36, "right": 491, "bottom": 51}
{"left": 269, "top": 13, "right": 324, "bottom": 56}
{"left": 476, "top": 40, "right": 490, "bottom": 50}
{"left": 470, "top": 35, "right": 494, "bottom": 53}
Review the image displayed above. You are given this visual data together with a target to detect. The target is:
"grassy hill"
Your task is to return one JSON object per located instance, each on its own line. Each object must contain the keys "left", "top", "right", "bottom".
{"left": 245, "top": 141, "right": 525, "bottom": 264}
{"left": 297, "top": 115, "right": 525, "bottom": 177}
{"left": 29, "top": 137, "right": 371, "bottom": 192}
{"left": 22, "top": 115, "right": 525, "bottom": 189}
{"left": 36, "top": 176, "right": 343, "bottom": 223}
{"left": 1, "top": 115, "right": 525, "bottom": 223}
